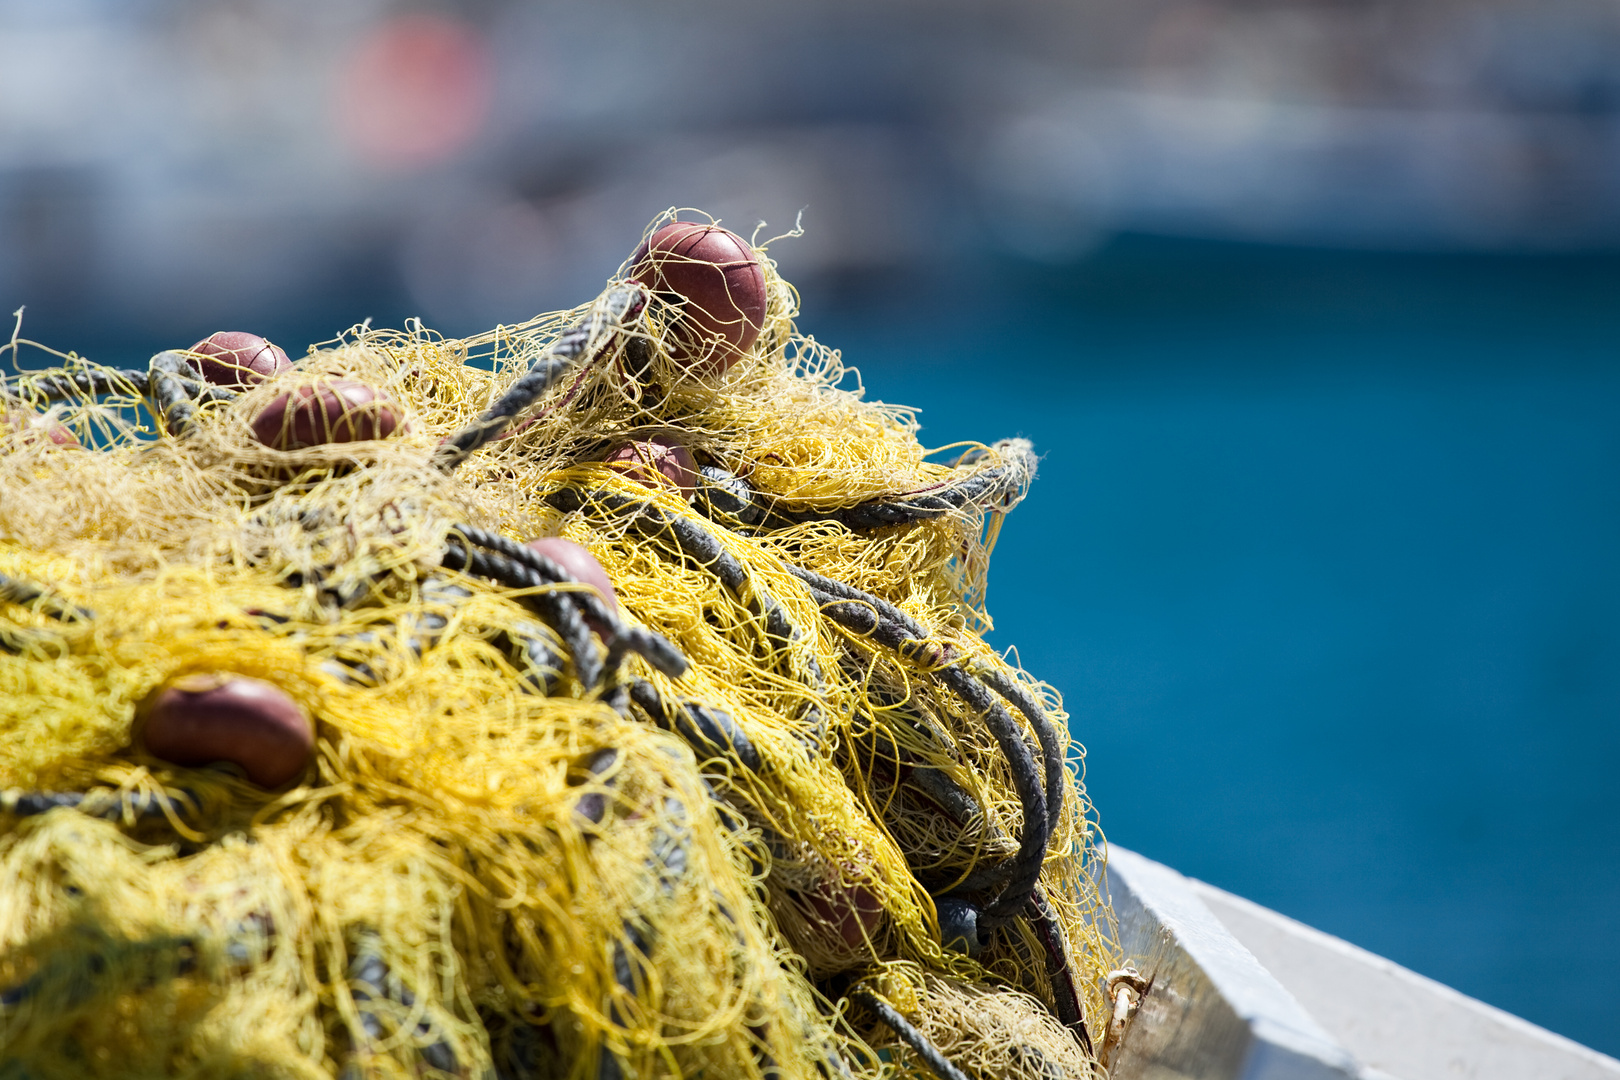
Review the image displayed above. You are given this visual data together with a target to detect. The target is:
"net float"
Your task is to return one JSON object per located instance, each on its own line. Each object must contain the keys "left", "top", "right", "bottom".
{"left": 605, "top": 435, "right": 697, "bottom": 498}
{"left": 251, "top": 379, "right": 406, "bottom": 450}
{"left": 629, "top": 222, "right": 767, "bottom": 375}
{"left": 526, "top": 536, "right": 619, "bottom": 616}
{"left": 798, "top": 878, "right": 885, "bottom": 953}
{"left": 0, "top": 411, "right": 78, "bottom": 448}
{"left": 188, "top": 332, "right": 293, "bottom": 389}
{"left": 138, "top": 673, "right": 314, "bottom": 788}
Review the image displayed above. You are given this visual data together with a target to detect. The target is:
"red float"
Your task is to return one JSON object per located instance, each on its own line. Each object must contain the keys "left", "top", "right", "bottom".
{"left": 798, "top": 879, "right": 885, "bottom": 952}
{"left": 139, "top": 673, "right": 314, "bottom": 788}
{"left": 251, "top": 379, "right": 406, "bottom": 450}
{"left": 605, "top": 436, "right": 698, "bottom": 498}
{"left": 629, "top": 222, "right": 768, "bottom": 375}
{"left": 189, "top": 332, "right": 293, "bottom": 389}
{"left": 0, "top": 411, "right": 78, "bottom": 448}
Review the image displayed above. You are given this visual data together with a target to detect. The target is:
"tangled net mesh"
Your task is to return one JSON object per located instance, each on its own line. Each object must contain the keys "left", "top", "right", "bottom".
{"left": 0, "top": 211, "right": 1118, "bottom": 1079}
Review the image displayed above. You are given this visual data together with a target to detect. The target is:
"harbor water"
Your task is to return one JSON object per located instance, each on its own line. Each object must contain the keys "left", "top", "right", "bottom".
{"left": 823, "top": 237, "right": 1620, "bottom": 1056}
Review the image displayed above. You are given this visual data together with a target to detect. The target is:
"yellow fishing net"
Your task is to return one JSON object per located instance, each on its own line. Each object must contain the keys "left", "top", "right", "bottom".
{"left": 0, "top": 211, "right": 1118, "bottom": 1079}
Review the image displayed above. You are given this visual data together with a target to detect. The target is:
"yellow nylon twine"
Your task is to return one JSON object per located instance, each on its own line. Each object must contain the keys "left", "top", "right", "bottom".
{"left": 0, "top": 213, "right": 1116, "bottom": 1079}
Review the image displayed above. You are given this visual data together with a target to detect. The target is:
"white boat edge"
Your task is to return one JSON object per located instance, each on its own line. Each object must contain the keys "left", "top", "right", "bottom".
{"left": 1101, "top": 846, "right": 1620, "bottom": 1080}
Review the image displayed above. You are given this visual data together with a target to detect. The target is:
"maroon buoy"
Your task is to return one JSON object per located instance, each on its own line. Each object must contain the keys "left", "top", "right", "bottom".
{"left": 139, "top": 673, "right": 314, "bottom": 788}
{"left": 526, "top": 537, "right": 619, "bottom": 616}
{"left": 188, "top": 332, "right": 293, "bottom": 389}
{"left": 604, "top": 436, "right": 697, "bottom": 499}
{"left": 0, "top": 411, "right": 77, "bottom": 448}
{"left": 798, "top": 879, "right": 884, "bottom": 951}
{"left": 251, "top": 379, "right": 406, "bottom": 450}
{"left": 629, "top": 222, "right": 768, "bottom": 375}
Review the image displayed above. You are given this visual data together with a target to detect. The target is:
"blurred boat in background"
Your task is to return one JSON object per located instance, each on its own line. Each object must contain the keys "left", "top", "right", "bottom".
{"left": 2, "top": 0, "right": 1619, "bottom": 341}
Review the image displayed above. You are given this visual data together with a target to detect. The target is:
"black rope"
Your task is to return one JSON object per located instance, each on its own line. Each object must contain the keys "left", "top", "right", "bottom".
{"left": 148, "top": 351, "right": 209, "bottom": 437}
{"left": 628, "top": 679, "right": 762, "bottom": 773}
{"left": 347, "top": 934, "right": 461, "bottom": 1075}
{"left": 397, "top": 574, "right": 470, "bottom": 656}
{"left": 972, "top": 662, "right": 1066, "bottom": 832}
{"left": 0, "top": 570, "right": 92, "bottom": 622}
{"left": 787, "top": 565, "right": 1050, "bottom": 920}
{"left": 572, "top": 746, "right": 620, "bottom": 826}
{"left": 602, "top": 625, "right": 686, "bottom": 683}
{"left": 840, "top": 666, "right": 1018, "bottom": 910}
{"left": 545, "top": 488, "right": 770, "bottom": 632}
{"left": 434, "top": 285, "right": 646, "bottom": 471}
{"left": 503, "top": 618, "right": 567, "bottom": 696}
{"left": 856, "top": 717, "right": 1090, "bottom": 1046}
{"left": 786, "top": 565, "right": 928, "bottom": 640}
{"left": 4, "top": 367, "right": 150, "bottom": 400}
{"left": 786, "top": 565, "right": 948, "bottom": 673}
{"left": 766, "top": 438, "right": 1036, "bottom": 531}
{"left": 442, "top": 539, "right": 603, "bottom": 690}
{"left": 446, "top": 526, "right": 688, "bottom": 682}
{"left": 695, "top": 465, "right": 763, "bottom": 526}
{"left": 903, "top": 752, "right": 1092, "bottom": 1045}
{"left": 1026, "top": 885, "right": 1095, "bottom": 1055}
{"left": 172, "top": 378, "right": 239, "bottom": 405}
{"left": 935, "top": 666, "right": 1047, "bottom": 926}
{"left": 450, "top": 525, "right": 618, "bottom": 634}
{"left": 544, "top": 488, "right": 827, "bottom": 743}
{"left": 0, "top": 788, "right": 194, "bottom": 821}
{"left": 909, "top": 767, "right": 986, "bottom": 828}
{"left": 851, "top": 988, "right": 971, "bottom": 1080}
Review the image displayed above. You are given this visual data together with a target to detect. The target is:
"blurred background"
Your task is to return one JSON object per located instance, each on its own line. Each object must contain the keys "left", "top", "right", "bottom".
{"left": 2, "top": 0, "right": 1617, "bottom": 1055}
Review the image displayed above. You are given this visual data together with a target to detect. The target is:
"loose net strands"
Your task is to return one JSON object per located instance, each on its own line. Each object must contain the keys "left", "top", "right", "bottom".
{"left": 0, "top": 210, "right": 1117, "bottom": 1080}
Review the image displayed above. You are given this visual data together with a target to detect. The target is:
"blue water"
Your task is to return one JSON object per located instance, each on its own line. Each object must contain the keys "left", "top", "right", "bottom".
{"left": 815, "top": 240, "right": 1620, "bottom": 1054}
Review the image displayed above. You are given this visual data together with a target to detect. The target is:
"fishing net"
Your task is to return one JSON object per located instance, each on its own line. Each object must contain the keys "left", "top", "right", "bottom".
{"left": 0, "top": 210, "right": 1118, "bottom": 1079}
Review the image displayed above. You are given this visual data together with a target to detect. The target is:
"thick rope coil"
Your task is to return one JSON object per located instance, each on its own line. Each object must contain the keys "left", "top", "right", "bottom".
{"left": 441, "top": 538, "right": 604, "bottom": 690}
{"left": 451, "top": 526, "right": 620, "bottom": 630}
{"left": 851, "top": 716, "right": 1093, "bottom": 1050}
{"left": 968, "top": 661, "right": 1067, "bottom": 836}
{"left": 443, "top": 526, "right": 689, "bottom": 688}
{"left": 766, "top": 439, "right": 1037, "bottom": 530}
{"left": 628, "top": 679, "right": 762, "bottom": 773}
{"left": 925, "top": 681, "right": 1045, "bottom": 925}
{"left": 545, "top": 487, "right": 828, "bottom": 743}
{"left": 787, "top": 564, "right": 1051, "bottom": 923}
